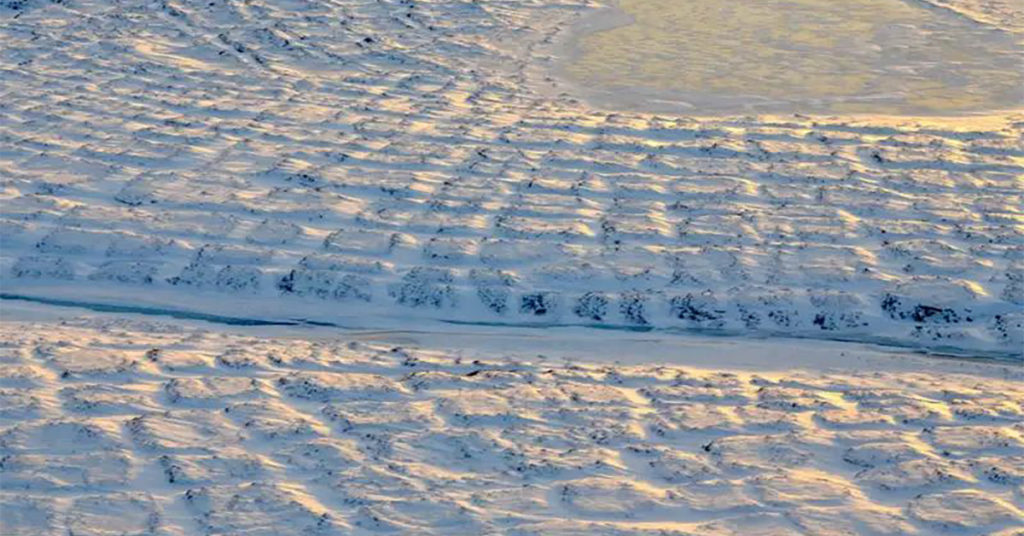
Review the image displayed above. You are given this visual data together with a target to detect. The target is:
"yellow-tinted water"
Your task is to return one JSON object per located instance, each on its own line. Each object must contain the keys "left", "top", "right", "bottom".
{"left": 566, "top": 0, "right": 1023, "bottom": 115}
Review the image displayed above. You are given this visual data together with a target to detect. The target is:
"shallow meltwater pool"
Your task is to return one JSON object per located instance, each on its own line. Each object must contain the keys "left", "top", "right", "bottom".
{"left": 563, "top": 0, "right": 1023, "bottom": 115}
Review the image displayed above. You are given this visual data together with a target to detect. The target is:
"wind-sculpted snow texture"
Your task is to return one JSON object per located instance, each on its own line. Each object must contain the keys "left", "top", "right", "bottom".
{"left": 1, "top": 0, "right": 1023, "bottom": 357}
{"left": 1, "top": 319, "right": 1023, "bottom": 535}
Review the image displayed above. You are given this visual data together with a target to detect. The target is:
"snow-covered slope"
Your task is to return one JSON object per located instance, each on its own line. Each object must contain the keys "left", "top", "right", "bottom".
{"left": 1, "top": 0, "right": 1022, "bottom": 356}
{"left": 1, "top": 313, "right": 1022, "bottom": 535}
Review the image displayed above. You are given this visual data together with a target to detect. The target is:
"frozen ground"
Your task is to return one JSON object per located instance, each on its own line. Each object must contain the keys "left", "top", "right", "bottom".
{"left": 1, "top": 306, "right": 1023, "bottom": 535}
{"left": 0, "top": 0, "right": 1021, "bottom": 357}
{"left": 563, "top": 0, "right": 1023, "bottom": 114}
{"left": 0, "top": 0, "right": 1023, "bottom": 533}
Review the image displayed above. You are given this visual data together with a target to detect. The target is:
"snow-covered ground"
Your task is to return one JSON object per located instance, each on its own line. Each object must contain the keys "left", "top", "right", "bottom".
{"left": 562, "top": 0, "right": 1023, "bottom": 115}
{"left": 1, "top": 306, "right": 1023, "bottom": 535}
{"left": 1, "top": 0, "right": 1021, "bottom": 357}
{"left": 1, "top": 0, "right": 1022, "bottom": 533}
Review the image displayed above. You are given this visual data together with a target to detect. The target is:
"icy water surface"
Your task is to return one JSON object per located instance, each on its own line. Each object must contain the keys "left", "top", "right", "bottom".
{"left": 565, "top": 0, "right": 1023, "bottom": 114}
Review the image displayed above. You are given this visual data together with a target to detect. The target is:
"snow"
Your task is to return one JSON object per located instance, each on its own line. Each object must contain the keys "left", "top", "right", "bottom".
{"left": 1, "top": 313, "right": 1022, "bottom": 535}
{"left": 0, "top": 0, "right": 1021, "bottom": 358}
{"left": 0, "top": 0, "right": 1022, "bottom": 532}
{"left": 561, "top": 0, "right": 1023, "bottom": 115}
